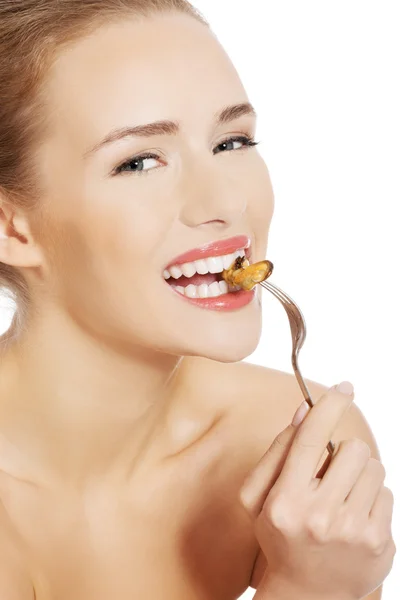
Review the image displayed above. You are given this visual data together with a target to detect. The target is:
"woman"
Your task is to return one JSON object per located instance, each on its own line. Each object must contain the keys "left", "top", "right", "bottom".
{"left": 0, "top": 1, "right": 395, "bottom": 599}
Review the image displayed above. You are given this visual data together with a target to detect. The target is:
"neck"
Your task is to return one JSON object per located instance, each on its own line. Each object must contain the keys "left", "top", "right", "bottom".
{"left": 0, "top": 310, "right": 191, "bottom": 490}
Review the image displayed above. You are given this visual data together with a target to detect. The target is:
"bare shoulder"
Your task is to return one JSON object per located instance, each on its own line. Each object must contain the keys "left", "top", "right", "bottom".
{"left": 0, "top": 500, "right": 35, "bottom": 599}
{"left": 183, "top": 357, "right": 313, "bottom": 454}
{"left": 183, "top": 355, "right": 380, "bottom": 473}
{"left": 195, "top": 358, "right": 380, "bottom": 459}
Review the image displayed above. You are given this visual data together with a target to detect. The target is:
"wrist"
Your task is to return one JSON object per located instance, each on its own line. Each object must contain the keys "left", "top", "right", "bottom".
{"left": 254, "top": 574, "right": 355, "bottom": 600}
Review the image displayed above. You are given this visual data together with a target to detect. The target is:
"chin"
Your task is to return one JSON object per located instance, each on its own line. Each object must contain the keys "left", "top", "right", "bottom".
{"left": 181, "top": 312, "right": 263, "bottom": 364}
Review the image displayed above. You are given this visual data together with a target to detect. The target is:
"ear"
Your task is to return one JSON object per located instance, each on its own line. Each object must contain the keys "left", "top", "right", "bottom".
{"left": 0, "top": 199, "right": 44, "bottom": 269}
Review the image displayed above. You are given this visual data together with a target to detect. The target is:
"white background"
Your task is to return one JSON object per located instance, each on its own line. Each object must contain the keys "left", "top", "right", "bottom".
{"left": 1, "top": 1, "right": 399, "bottom": 598}
{"left": 191, "top": 1, "right": 399, "bottom": 598}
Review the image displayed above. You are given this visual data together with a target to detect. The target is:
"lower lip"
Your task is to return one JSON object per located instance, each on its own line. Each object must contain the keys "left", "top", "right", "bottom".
{"left": 168, "top": 286, "right": 256, "bottom": 311}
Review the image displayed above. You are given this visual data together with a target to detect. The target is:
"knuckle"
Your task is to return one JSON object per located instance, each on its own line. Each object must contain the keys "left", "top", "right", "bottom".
{"left": 382, "top": 485, "right": 394, "bottom": 504}
{"left": 263, "top": 495, "right": 297, "bottom": 534}
{"left": 342, "top": 437, "right": 371, "bottom": 458}
{"left": 263, "top": 496, "right": 286, "bottom": 526}
{"left": 363, "top": 525, "right": 390, "bottom": 555}
{"left": 305, "top": 512, "right": 331, "bottom": 541}
{"left": 338, "top": 514, "right": 360, "bottom": 543}
{"left": 291, "top": 434, "right": 320, "bottom": 451}
{"left": 369, "top": 539, "right": 387, "bottom": 556}
{"left": 368, "top": 458, "right": 386, "bottom": 480}
{"left": 271, "top": 430, "right": 289, "bottom": 450}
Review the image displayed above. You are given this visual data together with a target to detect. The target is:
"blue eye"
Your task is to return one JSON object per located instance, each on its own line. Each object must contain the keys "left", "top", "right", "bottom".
{"left": 213, "top": 135, "right": 259, "bottom": 155}
{"left": 113, "top": 153, "right": 161, "bottom": 176}
{"left": 113, "top": 135, "right": 259, "bottom": 176}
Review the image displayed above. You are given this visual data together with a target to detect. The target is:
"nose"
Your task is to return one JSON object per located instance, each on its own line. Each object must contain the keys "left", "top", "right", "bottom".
{"left": 178, "top": 163, "right": 248, "bottom": 228}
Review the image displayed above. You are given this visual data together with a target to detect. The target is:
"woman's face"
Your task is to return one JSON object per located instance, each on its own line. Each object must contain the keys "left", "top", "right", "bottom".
{"left": 35, "top": 11, "right": 274, "bottom": 362}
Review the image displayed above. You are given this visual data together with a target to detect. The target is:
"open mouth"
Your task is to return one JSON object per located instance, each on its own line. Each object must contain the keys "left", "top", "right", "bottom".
{"left": 163, "top": 248, "right": 248, "bottom": 299}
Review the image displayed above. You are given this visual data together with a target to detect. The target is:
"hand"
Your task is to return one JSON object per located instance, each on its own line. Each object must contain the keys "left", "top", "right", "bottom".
{"left": 239, "top": 383, "right": 396, "bottom": 600}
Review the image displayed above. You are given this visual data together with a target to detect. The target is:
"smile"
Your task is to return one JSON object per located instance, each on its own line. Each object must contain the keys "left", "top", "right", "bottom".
{"left": 163, "top": 247, "right": 247, "bottom": 299}
{"left": 162, "top": 234, "right": 256, "bottom": 311}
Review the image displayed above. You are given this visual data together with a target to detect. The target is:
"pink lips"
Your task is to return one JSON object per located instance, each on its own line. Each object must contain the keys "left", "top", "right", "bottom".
{"left": 170, "top": 286, "right": 257, "bottom": 311}
{"left": 165, "top": 234, "right": 251, "bottom": 270}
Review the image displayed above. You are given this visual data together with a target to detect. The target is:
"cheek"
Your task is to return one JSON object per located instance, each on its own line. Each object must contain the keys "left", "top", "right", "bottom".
{"left": 48, "top": 222, "right": 143, "bottom": 314}
{"left": 249, "top": 163, "right": 275, "bottom": 227}
{"left": 86, "top": 180, "right": 173, "bottom": 259}
{"left": 98, "top": 216, "right": 164, "bottom": 279}
{"left": 75, "top": 210, "right": 167, "bottom": 306}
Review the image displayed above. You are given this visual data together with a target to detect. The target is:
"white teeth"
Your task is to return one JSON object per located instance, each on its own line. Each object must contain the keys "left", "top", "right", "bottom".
{"left": 171, "top": 279, "right": 236, "bottom": 299}
{"left": 222, "top": 253, "right": 236, "bottom": 269}
{"left": 206, "top": 256, "right": 224, "bottom": 274}
{"left": 208, "top": 281, "right": 222, "bottom": 297}
{"left": 169, "top": 265, "right": 183, "bottom": 279}
{"left": 163, "top": 247, "right": 248, "bottom": 279}
{"left": 184, "top": 284, "right": 198, "bottom": 298}
{"left": 181, "top": 262, "right": 197, "bottom": 278}
{"left": 219, "top": 280, "right": 229, "bottom": 294}
{"left": 194, "top": 259, "right": 209, "bottom": 275}
{"left": 198, "top": 283, "right": 209, "bottom": 298}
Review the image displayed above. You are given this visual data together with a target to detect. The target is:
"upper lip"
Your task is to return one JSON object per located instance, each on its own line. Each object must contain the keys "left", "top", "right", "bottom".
{"left": 164, "top": 234, "right": 252, "bottom": 270}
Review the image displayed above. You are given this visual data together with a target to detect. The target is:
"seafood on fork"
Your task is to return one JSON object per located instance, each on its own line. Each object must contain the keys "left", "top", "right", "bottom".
{"left": 222, "top": 256, "right": 274, "bottom": 291}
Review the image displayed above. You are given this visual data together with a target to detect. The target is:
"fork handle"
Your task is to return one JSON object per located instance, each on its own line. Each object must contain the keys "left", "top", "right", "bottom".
{"left": 292, "top": 360, "right": 336, "bottom": 456}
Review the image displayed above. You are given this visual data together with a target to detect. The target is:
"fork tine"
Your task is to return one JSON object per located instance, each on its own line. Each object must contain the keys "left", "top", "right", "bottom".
{"left": 260, "top": 280, "right": 306, "bottom": 324}
{"left": 260, "top": 281, "right": 307, "bottom": 351}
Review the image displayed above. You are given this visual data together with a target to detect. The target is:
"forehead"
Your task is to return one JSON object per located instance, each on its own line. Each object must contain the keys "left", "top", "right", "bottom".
{"left": 44, "top": 13, "right": 247, "bottom": 142}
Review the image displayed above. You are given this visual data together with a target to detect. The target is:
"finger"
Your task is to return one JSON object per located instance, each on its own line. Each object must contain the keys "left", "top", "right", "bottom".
{"left": 314, "top": 439, "right": 342, "bottom": 479}
{"left": 239, "top": 423, "right": 298, "bottom": 515}
{"left": 315, "top": 438, "right": 371, "bottom": 512}
{"left": 345, "top": 458, "right": 386, "bottom": 517}
{"left": 278, "top": 382, "right": 354, "bottom": 488}
{"left": 369, "top": 486, "right": 395, "bottom": 528}
{"left": 314, "top": 451, "right": 333, "bottom": 479}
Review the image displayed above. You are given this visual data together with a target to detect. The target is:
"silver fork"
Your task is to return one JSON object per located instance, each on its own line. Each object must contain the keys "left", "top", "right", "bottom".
{"left": 259, "top": 279, "right": 335, "bottom": 457}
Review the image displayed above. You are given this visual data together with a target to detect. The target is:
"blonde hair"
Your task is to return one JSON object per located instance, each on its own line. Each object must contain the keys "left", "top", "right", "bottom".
{"left": 0, "top": 0, "right": 208, "bottom": 344}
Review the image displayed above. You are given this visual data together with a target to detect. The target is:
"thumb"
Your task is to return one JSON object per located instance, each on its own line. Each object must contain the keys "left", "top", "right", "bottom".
{"left": 239, "top": 400, "right": 310, "bottom": 517}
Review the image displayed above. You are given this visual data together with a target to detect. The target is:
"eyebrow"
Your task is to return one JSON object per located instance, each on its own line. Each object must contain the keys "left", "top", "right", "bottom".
{"left": 83, "top": 102, "right": 257, "bottom": 159}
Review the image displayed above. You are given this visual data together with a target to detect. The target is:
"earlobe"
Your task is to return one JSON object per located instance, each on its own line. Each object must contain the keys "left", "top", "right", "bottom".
{"left": 0, "top": 229, "right": 44, "bottom": 269}
{"left": 0, "top": 205, "right": 44, "bottom": 268}
{"left": 0, "top": 239, "right": 44, "bottom": 268}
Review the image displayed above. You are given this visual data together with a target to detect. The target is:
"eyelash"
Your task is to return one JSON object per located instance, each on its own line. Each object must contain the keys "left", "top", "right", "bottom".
{"left": 112, "top": 135, "right": 260, "bottom": 176}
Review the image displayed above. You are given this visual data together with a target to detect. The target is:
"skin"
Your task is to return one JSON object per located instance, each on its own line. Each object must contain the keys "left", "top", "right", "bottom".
{"left": 0, "top": 11, "right": 389, "bottom": 600}
{"left": 242, "top": 385, "right": 395, "bottom": 600}
{"left": 0, "top": 10, "right": 273, "bottom": 599}
{"left": 0, "top": 11, "right": 273, "bottom": 485}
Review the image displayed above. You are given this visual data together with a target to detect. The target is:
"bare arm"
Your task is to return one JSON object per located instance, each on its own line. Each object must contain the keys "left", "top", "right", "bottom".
{"left": 0, "top": 551, "right": 35, "bottom": 600}
{"left": 252, "top": 577, "right": 382, "bottom": 600}
{"left": 250, "top": 543, "right": 383, "bottom": 599}
{"left": 0, "top": 508, "right": 35, "bottom": 600}
{"left": 251, "top": 566, "right": 383, "bottom": 600}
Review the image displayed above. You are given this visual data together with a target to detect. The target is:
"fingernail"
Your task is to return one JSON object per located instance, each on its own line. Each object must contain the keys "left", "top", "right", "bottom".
{"left": 335, "top": 381, "right": 354, "bottom": 396}
{"left": 291, "top": 400, "right": 310, "bottom": 426}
